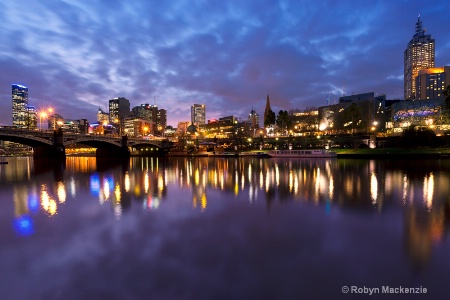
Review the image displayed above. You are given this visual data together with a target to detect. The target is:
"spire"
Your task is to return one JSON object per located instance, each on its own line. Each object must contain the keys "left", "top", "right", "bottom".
{"left": 264, "top": 94, "right": 271, "bottom": 117}
{"left": 415, "top": 14, "right": 425, "bottom": 36}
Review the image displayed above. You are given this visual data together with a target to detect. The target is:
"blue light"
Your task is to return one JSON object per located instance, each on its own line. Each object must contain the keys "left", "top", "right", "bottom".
{"left": 28, "top": 193, "right": 39, "bottom": 212}
{"left": 13, "top": 215, "right": 34, "bottom": 236}
{"left": 90, "top": 174, "right": 101, "bottom": 196}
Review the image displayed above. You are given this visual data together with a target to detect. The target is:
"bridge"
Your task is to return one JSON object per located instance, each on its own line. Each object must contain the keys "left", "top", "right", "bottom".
{"left": 0, "top": 128, "right": 173, "bottom": 158}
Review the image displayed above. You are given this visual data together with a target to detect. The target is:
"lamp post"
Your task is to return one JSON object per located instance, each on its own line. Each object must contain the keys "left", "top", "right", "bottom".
{"left": 39, "top": 111, "right": 48, "bottom": 130}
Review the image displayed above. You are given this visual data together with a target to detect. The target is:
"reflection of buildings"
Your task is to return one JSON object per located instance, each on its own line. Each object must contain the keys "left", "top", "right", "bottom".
{"left": 8, "top": 156, "right": 450, "bottom": 273}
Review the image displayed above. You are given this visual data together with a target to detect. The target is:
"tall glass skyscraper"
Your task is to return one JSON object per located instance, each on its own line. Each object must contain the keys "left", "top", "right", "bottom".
{"left": 191, "top": 104, "right": 205, "bottom": 125}
{"left": 12, "top": 84, "right": 29, "bottom": 128}
{"left": 404, "top": 15, "right": 435, "bottom": 100}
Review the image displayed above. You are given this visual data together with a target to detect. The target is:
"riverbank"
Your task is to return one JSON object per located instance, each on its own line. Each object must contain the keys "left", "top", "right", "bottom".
{"left": 334, "top": 148, "right": 450, "bottom": 158}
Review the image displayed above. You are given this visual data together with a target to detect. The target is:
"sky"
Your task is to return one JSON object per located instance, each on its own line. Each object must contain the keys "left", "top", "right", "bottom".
{"left": 1, "top": 0, "right": 450, "bottom": 127}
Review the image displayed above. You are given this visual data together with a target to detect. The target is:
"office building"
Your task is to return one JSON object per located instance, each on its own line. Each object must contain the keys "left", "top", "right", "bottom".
{"left": 404, "top": 15, "right": 435, "bottom": 100}
{"left": 132, "top": 104, "right": 167, "bottom": 134}
{"left": 416, "top": 66, "right": 450, "bottom": 100}
{"left": 248, "top": 109, "right": 260, "bottom": 130}
{"left": 97, "top": 107, "right": 109, "bottom": 124}
{"left": 191, "top": 104, "right": 205, "bottom": 126}
{"left": 12, "top": 84, "right": 29, "bottom": 128}
{"left": 109, "top": 97, "right": 130, "bottom": 124}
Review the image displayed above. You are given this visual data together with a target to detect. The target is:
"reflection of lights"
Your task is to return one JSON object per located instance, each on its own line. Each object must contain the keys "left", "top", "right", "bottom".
{"left": 195, "top": 168, "right": 199, "bottom": 185}
{"left": 70, "top": 177, "right": 76, "bottom": 197}
{"left": 424, "top": 173, "right": 434, "bottom": 210}
{"left": 370, "top": 172, "right": 378, "bottom": 204}
{"left": 103, "top": 179, "right": 111, "bottom": 200}
{"left": 90, "top": 174, "right": 101, "bottom": 196}
{"left": 328, "top": 175, "right": 334, "bottom": 199}
{"left": 260, "top": 171, "right": 264, "bottom": 190}
{"left": 124, "top": 172, "right": 130, "bottom": 192}
{"left": 275, "top": 164, "right": 279, "bottom": 187}
{"left": 57, "top": 182, "right": 66, "bottom": 203}
{"left": 13, "top": 215, "right": 34, "bottom": 236}
{"left": 114, "top": 184, "right": 121, "bottom": 202}
{"left": 289, "top": 171, "right": 293, "bottom": 193}
{"left": 144, "top": 171, "right": 149, "bottom": 193}
{"left": 402, "top": 174, "right": 408, "bottom": 204}
{"left": 114, "top": 204, "right": 122, "bottom": 218}
{"left": 41, "top": 188, "right": 51, "bottom": 212}
{"left": 201, "top": 193, "right": 207, "bottom": 211}
{"left": 28, "top": 193, "right": 39, "bottom": 212}
{"left": 158, "top": 174, "right": 164, "bottom": 192}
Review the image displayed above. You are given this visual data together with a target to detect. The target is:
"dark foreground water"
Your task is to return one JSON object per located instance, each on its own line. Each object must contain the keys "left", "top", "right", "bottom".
{"left": 1, "top": 156, "right": 450, "bottom": 300}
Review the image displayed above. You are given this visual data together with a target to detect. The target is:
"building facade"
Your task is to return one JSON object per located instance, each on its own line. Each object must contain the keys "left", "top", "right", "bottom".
{"left": 191, "top": 104, "right": 205, "bottom": 126}
{"left": 12, "top": 84, "right": 29, "bottom": 128}
{"left": 109, "top": 97, "right": 130, "bottom": 124}
{"left": 416, "top": 66, "right": 450, "bottom": 100}
{"left": 404, "top": 15, "right": 435, "bottom": 100}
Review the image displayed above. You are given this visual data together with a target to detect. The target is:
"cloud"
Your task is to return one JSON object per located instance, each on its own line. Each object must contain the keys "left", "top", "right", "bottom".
{"left": 0, "top": 0, "right": 449, "bottom": 126}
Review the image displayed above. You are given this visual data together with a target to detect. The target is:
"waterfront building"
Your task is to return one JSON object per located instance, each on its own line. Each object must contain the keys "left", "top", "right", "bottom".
{"left": 12, "top": 84, "right": 29, "bottom": 128}
{"left": 389, "top": 98, "right": 448, "bottom": 135}
{"left": 404, "top": 15, "right": 435, "bottom": 100}
{"left": 48, "top": 114, "right": 65, "bottom": 130}
{"left": 25, "top": 106, "right": 37, "bottom": 130}
{"left": 416, "top": 66, "right": 450, "bottom": 100}
{"left": 123, "top": 117, "right": 153, "bottom": 137}
{"left": 191, "top": 104, "right": 205, "bottom": 126}
{"left": 132, "top": 104, "right": 167, "bottom": 134}
{"left": 176, "top": 121, "right": 190, "bottom": 137}
{"left": 97, "top": 107, "right": 109, "bottom": 124}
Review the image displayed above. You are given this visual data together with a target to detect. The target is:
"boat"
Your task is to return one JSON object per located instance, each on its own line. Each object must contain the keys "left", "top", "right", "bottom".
{"left": 240, "top": 151, "right": 270, "bottom": 158}
{"left": 209, "top": 151, "right": 240, "bottom": 157}
{"left": 268, "top": 149, "right": 337, "bottom": 158}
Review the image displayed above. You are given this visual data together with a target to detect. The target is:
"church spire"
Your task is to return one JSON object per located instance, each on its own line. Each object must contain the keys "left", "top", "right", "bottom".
{"left": 264, "top": 94, "right": 271, "bottom": 118}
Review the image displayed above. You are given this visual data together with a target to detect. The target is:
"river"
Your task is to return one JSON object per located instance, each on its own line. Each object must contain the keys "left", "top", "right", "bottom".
{"left": 1, "top": 156, "right": 450, "bottom": 299}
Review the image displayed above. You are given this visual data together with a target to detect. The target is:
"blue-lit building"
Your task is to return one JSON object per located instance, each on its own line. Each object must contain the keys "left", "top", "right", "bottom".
{"left": 12, "top": 84, "right": 29, "bottom": 128}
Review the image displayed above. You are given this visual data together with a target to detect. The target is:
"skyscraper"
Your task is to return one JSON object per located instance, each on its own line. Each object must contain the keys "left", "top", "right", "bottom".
{"left": 109, "top": 97, "right": 130, "bottom": 124}
{"left": 404, "top": 15, "right": 435, "bottom": 100}
{"left": 12, "top": 84, "right": 29, "bottom": 128}
{"left": 191, "top": 104, "right": 205, "bottom": 126}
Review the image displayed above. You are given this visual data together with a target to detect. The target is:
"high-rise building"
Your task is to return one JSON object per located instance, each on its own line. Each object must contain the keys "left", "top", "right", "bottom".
{"left": 109, "top": 97, "right": 130, "bottom": 124}
{"left": 404, "top": 15, "right": 435, "bottom": 100}
{"left": 248, "top": 109, "right": 260, "bottom": 130}
{"left": 25, "top": 106, "right": 37, "bottom": 129}
{"left": 416, "top": 66, "right": 450, "bottom": 100}
{"left": 191, "top": 104, "right": 205, "bottom": 126}
{"left": 12, "top": 84, "right": 29, "bottom": 128}
{"left": 97, "top": 107, "right": 109, "bottom": 124}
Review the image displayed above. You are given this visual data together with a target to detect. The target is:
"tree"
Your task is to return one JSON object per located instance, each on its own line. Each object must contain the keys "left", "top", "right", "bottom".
{"left": 264, "top": 109, "right": 276, "bottom": 127}
{"left": 402, "top": 125, "right": 439, "bottom": 148}
{"left": 276, "top": 110, "right": 291, "bottom": 135}
{"left": 335, "top": 103, "right": 362, "bottom": 134}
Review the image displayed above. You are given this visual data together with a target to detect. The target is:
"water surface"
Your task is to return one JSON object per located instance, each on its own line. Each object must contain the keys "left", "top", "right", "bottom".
{"left": 1, "top": 156, "right": 450, "bottom": 299}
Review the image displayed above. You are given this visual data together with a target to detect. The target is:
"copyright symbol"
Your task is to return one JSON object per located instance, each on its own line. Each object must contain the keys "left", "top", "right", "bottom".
{"left": 342, "top": 286, "right": 349, "bottom": 293}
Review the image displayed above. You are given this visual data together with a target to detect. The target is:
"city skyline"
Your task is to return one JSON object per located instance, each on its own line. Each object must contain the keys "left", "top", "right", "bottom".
{"left": 1, "top": 1, "right": 450, "bottom": 126}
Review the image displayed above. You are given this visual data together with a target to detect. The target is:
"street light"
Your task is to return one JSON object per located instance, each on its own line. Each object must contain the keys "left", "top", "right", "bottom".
{"left": 39, "top": 111, "right": 48, "bottom": 130}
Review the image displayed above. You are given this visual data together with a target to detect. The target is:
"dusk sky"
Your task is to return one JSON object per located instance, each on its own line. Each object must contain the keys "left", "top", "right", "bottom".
{"left": 1, "top": 1, "right": 450, "bottom": 127}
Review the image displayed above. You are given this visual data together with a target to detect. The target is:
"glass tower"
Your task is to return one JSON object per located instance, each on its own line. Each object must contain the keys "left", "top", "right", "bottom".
{"left": 191, "top": 104, "right": 206, "bottom": 126}
{"left": 12, "top": 84, "right": 29, "bottom": 128}
{"left": 404, "top": 15, "right": 435, "bottom": 100}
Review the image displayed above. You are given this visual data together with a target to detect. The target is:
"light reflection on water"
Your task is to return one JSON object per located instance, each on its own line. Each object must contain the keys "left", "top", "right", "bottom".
{"left": 2, "top": 156, "right": 450, "bottom": 299}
